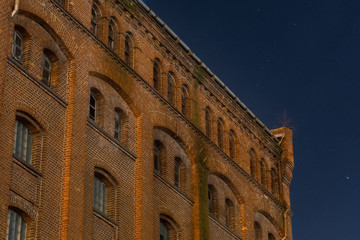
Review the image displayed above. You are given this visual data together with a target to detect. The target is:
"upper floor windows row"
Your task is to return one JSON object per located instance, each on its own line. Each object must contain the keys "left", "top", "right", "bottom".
{"left": 11, "top": 25, "right": 64, "bottom": 93}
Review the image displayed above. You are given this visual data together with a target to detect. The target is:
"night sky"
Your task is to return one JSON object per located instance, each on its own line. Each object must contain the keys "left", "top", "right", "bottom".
{"left": 143, "top": 0, "right": 360, "bottom": 239}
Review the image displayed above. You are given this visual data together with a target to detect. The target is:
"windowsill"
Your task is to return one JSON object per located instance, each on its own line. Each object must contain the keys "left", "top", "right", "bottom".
{"left": 87, "top": 119, "right": 136, "bottom": 160}
{"left": 12, "top": 154, "right": 43, "bottom": 177}
{"left": 7, "top": 57, "right": 67, "bottom": 107}
{"left": 209, "top": 216, "right": 242, "bottom": 240}
{"left": 153, "top": 171, "right": 194, "bottom": 205}
{"left": 93, "top": 209, "right": 118, "bottom": 227}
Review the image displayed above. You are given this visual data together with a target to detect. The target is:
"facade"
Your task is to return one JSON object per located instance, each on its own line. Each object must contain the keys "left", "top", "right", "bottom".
{"left": 0, "top": 0, "right": 294, "bottom": 239}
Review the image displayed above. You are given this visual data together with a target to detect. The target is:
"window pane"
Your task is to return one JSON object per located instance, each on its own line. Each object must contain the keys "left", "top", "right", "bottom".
{"left": 7, "top": 210, "right": 26, "bottom": 240}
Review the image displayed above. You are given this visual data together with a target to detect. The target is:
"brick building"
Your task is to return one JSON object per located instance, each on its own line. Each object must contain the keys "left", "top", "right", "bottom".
{"left": 0, "top": 0, "right": 294, "bottom": 239}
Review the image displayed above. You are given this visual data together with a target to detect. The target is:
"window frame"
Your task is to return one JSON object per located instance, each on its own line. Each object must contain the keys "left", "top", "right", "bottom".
{"left": 12, "top": 30, "right": 24, "bottom": 62}
{"left": 205, "top": 107, "right": 211, "bottom": 137}
{"left": 7, "top": 209, "right": 27, "bottom": 240}
{"left": 217, "top": 118, "right": 224, "bottom": 149}
{"left": 93, "top": 175, "right": 107, "bottom": 215}
{"left": 153, "top": 59, "right": 161, "bottom": 91}
{"left": 89, "top": 92, "right": 97, "bottom": 122}
{"left": 41, "top": 53, "right": 52, "bottom": 86}
{"left": 108, "top": 19, "right": 115, "bottom": 50}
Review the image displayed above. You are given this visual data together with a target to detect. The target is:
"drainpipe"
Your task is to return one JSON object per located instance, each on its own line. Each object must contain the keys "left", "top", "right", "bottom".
{"left": 11, "top": 0, "right": 20, "bottom": 17}
{"left": 281, "top": 209, "right": 290, "bottom": 240}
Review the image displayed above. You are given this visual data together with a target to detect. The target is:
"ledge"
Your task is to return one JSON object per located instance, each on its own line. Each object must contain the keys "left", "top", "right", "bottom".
{"left": 7, "top": 57, "right": 68, "bottom": 108}
{"left": 154, "top": 172, "right": 194, "bottom": 205}
{"left": 209, "top": 216, "right": 242, "bottom": 240}
{"left": 93, "top": 209, "right": 118, "bottom": 227}
{"left": 13, "top": 155, "right": 43, "bottom": 178}
{"left": 87, "top": 119, "right": 137, "bottom": 161}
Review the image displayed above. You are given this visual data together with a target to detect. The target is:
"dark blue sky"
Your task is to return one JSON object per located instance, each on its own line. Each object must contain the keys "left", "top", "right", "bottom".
{"left": 144, "top": 0, "right": 360, "bottom": 239}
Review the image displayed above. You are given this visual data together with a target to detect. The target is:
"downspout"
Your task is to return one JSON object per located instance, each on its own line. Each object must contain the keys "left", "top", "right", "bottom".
{"left": 281, "top": 209, "right": 290, "bottom": 240}
{"left": 11, "top": 0, "right": 20, "bottom": 17}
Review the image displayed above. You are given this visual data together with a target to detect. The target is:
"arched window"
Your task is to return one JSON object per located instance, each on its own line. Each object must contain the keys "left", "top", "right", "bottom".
{"left": 225, "top": 199, "right": 235, "bottom": 230}
{"left": 108, "top": 18, "right": 115, "bottom": 50}
{"left": 124, "top": 32, "right": 134, "bottom": 66}
{"left": 12, "top": 30, "right": 24, "bottom": 61}
{"left": 114, "top": 108, "right": 123, "bottom": 141}
{"left": 217, "top": 118, "right": 224, "bottom": 149}
{"left": 42, "top": 54, "right": 52, "bottom": 86}
{"left": 270, "top": 168, "right": 278, "bottom": 196}
{"left": 89, "top": 91, "right": 97, "bottom": 121}
{"left": 89, "top": 88, "right": 104, "bottom": 125}
{"left": 181, "top": 85, "right": 189, "bottom": 116}
{"left": 174, "top": 157, "right": 181, "bottom": 188}
{"left": 13, "top": 120, "right": 33, "bottom": 163}
{"left": 154, "top": 140, "right": 165, "bottom": 174}
{"left": 90, "top": 3, "right": 100, "bottom": 36}
{"left": 160, "top": 216, "right": 177, "bottom": 240}
{"left": 205, "top": 107, "right": 211, "bottom": 137}
{"left": 167, "top": 72, "right": 175, "bottom": 104}
{"left": 254, "top": 221, "right": 262, "bottom": 240}
{"left": 260, "top": 159, "right": 267, "bottom": 186}
{"left": 229, "top": 130, "right": 236, "bottom": 159}
{"left": 250, "top": 149, "right": 256, "bottom": 178}
{"left": 153, "top": 59, "right": 161, "bottom": 91}
{"left": 208, "top": 184, "right": 218, "bottom": 216}
{"left": 268, "top": 233, "right": 276, "bottom": 240}
{"left": 7, "top": 209, "right": 27, "bottom": 240}
{"left": 93, "top": 175, "right": 107, "bottom": 214}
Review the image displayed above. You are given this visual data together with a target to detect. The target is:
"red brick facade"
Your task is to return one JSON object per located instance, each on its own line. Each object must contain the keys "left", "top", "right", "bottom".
{"left": 0, "top": 0, "right": 294, "bottom": 239}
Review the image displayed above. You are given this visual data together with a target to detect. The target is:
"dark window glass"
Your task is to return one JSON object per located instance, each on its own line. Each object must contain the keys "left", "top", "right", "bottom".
{"left": 205, "top": 108, "right": 211, "bottom": 137}
{"left": 174, "top": 157, "right": 181, "bottom": 187}
{"left": 260, "top": 160, "right": 266, "bottom": 185}
{"left": 250, "top": 149, "right": 256, "bottom": 178}
{"left": 125, "top": 34, "right": 131, "bottom": 65}
{"left": 93, "top": 176, "right": 107, "bottom": 214}
{"left": 12, "top": 31, "right": 23, "bottom": 61}
{"left": 217, "top": 119, "right": 223, "bottom": 149}
{"left": 7, "top": 210, "right": 26, "bottom": 240}
{"left": 167, "top": 73, "right": 174, "bottom": 104}
{"left": 108, "top": 20, "right": 115, "bottom": 50}
{"left": 153, "top": 60, "right": 160, "bottom": 90}
{"left": 89, "top": 92, "right": 97, "bottom": 121}
{"left": 90, "top": 6, "right": 98, "bottom": 35}
{"left": 154, "top": 141, "right": 161, "bottom": 172}
{"left": 181, "top": 86, "right": 188, "bottom": 116}
{"left": 42, "top": 54, "right": 52, "bottom": 86}
{"left": 229, "top": 130, "right": 235, "bottom": 158}
{"left": 114, "top": 109, "right": 122, "bottom": 140}
{"left": 160, "top": 221, "right": 169, "bottom": 240}
{"left": 13, "top": 120, "right": 33, "bottom": 163}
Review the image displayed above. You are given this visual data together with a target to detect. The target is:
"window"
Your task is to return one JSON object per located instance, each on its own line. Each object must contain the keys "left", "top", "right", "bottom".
{"left": 205, "top": 107, "right": 211, "bottom": 137}
{"left": 12, "top": 31, "right": 23, "bottom": 61}
{"left": 208, "top": 184, "right": 217, "bottom": 216}
{"left": 174, "top": 157, "right": 181, "bottom": 188}
{"left": 270, "top": 168, "right": 278, "bottom": 195}
{"left": 160, "top": 220, "right": 170, "bottom": 240}
{"left": 181, "top": 85, "right": 189, "bottom": 116}
{"left": 217, "top": 119, "right": 224, "bottom": 149}
{"left": 90, "top": 4, "right": 99, "bottom": 36}
{"left": 260, "top": 159, "right": 266, "bottom": 186}
{"left": 7, "top": 209, "right": 27, "bottom": 240}
{"left": 124, "top": 32, "right": 133, "bottom": 66}
{"left": 114, "top": 108, "right": 122, "bottom": 140}
{"left": 167, "top": 72, "right": 175, "bottom": 104}
{"left": 13, "top": 120, "right": 33, "bottom": 163}
{"left": 89, "top": 92, "right": 97, "bottom": 121}
{"left": 268, "top": 233, "right": 276, "bottom": 240}
{"left": 254, "top": 222, "right": 262, "bottom": 240}
{"left": 250, "top": 149, "right": 256, "bottom": 178}
{"left": 229, "top": 130, "right": 235, "bottom": 159}
{"left": 93, "top": 176, "right": 107, "bottom": 214}
{"left": 42, "top": 54, "right": 52, "bottom": 86}
{"left": 108, "top": 19, "right": 115, "bottom": 50}
{"left": 153, "top": 59, "right": 161, "bottom": 91}
{"left": 225, "top": 199, "right": 235, "bottom": 230}
{"left": 154, "top": 140, "right": 165, "bottom": 174}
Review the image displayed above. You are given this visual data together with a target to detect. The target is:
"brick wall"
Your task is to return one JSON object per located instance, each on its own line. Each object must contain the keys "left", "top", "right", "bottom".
{"left": 0, "top": 0, "right": 294, "bottom": 239}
